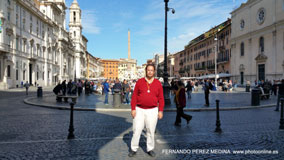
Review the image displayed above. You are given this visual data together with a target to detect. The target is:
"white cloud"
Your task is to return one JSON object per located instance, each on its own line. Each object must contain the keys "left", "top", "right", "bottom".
{"left": 81, "top": 10, "right": 100, "bottom": 34}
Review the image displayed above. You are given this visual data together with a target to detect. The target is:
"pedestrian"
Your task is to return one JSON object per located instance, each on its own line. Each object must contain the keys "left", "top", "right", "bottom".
{"left": 272, "top": 80, "right": 278, "bottom": 96}
{"left": 53, "top": 82, "right": 62, "bottom": 96}
{"left": 123, "top": 80, "right": 131, "bottom": 104}
{"left": 203, "top": 79, "right": 211, "bottom": 106}
{"left": 185, "top": 80, "right": 193, "bottom": 99}
{"left": 24, "top": 81, "right": 30, "bottom": 95}
{"left": 103, "top": 79, "right": 110, "bottom": 105}
{"left": 275, "top": 79, "right": 284, "bottom": 111}
{"left": 67, "top": 80, "right": 72, "bottom": 95}
{"left": 128, "top": 63, "right": 164, "bottom": 157}
{"left": 194, "top": 81, "right": 199, "bottom": 92}
{"left": 85, "top": 80, "right": 90, "bottom": 95}
{"left": 62, "top": 80, "right": 67, "bottom": 95}
{"left": 111, "top": 80, "right": 115, "bottom": 95}
{"left": 174, "top": 81, "right": 192, "bottom": 126}
{"left": 77, "top": 80, "right": 83, "bottom": 96}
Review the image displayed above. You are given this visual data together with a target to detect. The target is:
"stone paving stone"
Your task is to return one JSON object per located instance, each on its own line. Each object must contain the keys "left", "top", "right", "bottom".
{"left": 0, "top": 90, "right": 283, "bottom": 159}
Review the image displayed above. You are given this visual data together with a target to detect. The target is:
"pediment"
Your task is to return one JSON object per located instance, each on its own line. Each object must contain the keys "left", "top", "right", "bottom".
{"left": 255, "top": 54, "right": 267, "bottom": 63}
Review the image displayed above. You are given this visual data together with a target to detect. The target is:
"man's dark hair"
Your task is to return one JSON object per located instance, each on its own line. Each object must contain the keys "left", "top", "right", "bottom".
{"left": 145, "top": 63, "right": 156, "bottom": 72}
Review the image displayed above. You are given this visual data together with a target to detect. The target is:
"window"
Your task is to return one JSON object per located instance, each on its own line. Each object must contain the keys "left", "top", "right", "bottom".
{"left": 23, "top": 40, "right": 26, "bottom": 52}
{"left": 43, "top": 72, "right": 44, "bottom": 80}
{"left": 23, "top": 18, "right": 26, "bottom": 31}
{"left": 16, "top": 70, "right": 18, "bottom": 80}
{"left": 240, "top": 42, "right": 244, "bottom": 56}
{"left": 240, "top": 19, "right": 245, "bottom": 30}
{"left": 30, "top": 23, "right": 33, "bottom": 33}
{"left": 7, "top": 65, "right": 11, "bottom": 77}
{"left": 8, "top": 12, "right": 10, "bottom": 21}
{"left": 74, "top": 31, "right": 76, "bottom": 37}
{"left": 16, "top": 14, "right": 19, "bottom": 27}
{"left": 16, "top": 37, "right": 19, "bottom": 50}
{"left": 23, "top": 70, "right": 25, "bottom": 80}
{"left": 73, "top": 12, "right": 76, "bottom": 22}
{"left": 259, "top": 37, "right": 264, "bottom": 53}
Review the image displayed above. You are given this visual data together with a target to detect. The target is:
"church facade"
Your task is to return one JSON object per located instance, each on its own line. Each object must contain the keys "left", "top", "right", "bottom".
{"left": 230, "top": 0, "right": 284, "bottom": 84}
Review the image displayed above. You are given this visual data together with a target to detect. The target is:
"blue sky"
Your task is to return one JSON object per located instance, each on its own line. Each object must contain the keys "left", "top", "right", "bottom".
{"left": 65, "top": 0, "right": 247, "bottom": 66}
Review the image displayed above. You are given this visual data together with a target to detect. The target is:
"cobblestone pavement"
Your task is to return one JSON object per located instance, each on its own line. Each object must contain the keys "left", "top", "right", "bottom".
{"left": 26, "top": 90, "right": 277, "bottom": 110}
{"left": 0, "top": 90, "right": 284, "bottom": 159}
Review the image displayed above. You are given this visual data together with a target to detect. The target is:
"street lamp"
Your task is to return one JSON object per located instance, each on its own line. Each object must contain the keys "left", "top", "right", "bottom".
{"left": 163, "top": 0, "right": 175, "bottom": 105}
{"left": 214, "top": 29, "right": 220, "bottom": 88}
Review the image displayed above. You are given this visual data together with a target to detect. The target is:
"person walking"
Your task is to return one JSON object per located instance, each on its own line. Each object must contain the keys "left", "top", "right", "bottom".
{"left": 275, "top": 79, "right": 284, "bottom": 111}
{"left": 24, "top": 81, "right": 30, "bottom": 95}
{"left": 103, "top": 79, "right": 110, "bottom": 105}
{"left": 174, "top": 81, "right": 192, "bottom": 126}
{"left": 185, "top": 80, "right": 193, "bottom": 99}
{"left": 204, "top": 79, "right": 211, "bottom": 106}
{"left": 128, "top": 64, "right": 164, "bottom": 157}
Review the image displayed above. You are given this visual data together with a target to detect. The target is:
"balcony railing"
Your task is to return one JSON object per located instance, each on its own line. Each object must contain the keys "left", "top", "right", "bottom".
{"left": 195, "top": 67, "right": 206, "bottom": 71}
{"left": 207, "top": 65, "right": 215, "bottom": 70}
{"left": 217, "top": 57, "right": 229, "bottom": 63}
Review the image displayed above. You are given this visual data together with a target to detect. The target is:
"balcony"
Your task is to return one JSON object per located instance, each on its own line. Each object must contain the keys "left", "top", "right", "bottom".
{"left": 195, "top": 67, "right": 206, "bottom": 71}
{"left": 0, "top": 44, "right": 11, "bottom": 53}
{"left": 29, "top": 53, "right": 38, "bottom": 61}
{"left": 217, "top": 57, "right": 229, "bottom": 64}
{"left": 207, "top": 65, "right": 215, "bottom": 70}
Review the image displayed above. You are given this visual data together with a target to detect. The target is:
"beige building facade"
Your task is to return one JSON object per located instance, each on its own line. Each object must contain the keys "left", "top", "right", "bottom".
{"left": 230, "top": 0, "right": 284, "bottom": 84}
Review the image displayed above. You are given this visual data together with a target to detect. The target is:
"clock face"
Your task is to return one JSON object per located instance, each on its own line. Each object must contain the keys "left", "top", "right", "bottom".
{"left": 257, "top": 8, "right": 265, "bottom": 24}
{"left": 240, "top": 19, "right": 245, "bottom": 30}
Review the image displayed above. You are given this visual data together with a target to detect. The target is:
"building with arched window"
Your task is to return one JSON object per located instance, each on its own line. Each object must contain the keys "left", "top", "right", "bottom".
{"left": 230, "top": 0, "right": 284, "bottom": 85}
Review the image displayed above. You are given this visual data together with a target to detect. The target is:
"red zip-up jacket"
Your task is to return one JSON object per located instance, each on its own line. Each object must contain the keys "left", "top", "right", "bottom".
{"left": 131, "top": 78, "right": 165, "bottom": 111}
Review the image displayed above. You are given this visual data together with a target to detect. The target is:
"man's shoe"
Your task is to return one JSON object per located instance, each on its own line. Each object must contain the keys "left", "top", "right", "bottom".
{"left": 187, "top": 116, "right": 192, "bottom": 124}
{"left": 128, "top": 150, "right": 136, "bottom": 157}
{"left": 274, "top": 109, "right": 279, "bottom": 111}
{"left": 147, "top": 150, "right": 156, "bottom": 157}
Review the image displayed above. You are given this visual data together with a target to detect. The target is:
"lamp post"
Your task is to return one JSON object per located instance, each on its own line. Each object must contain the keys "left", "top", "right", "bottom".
{"left": 214, "top": 29, "right": 220, "bottom": 87}
{"left": 163, "top": 0, "right": 175, "bottom": 105}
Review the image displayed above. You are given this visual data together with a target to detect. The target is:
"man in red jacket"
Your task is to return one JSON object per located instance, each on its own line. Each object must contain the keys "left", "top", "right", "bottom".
{"left": 128, "top": 64, "right": 164, "bottom": 157}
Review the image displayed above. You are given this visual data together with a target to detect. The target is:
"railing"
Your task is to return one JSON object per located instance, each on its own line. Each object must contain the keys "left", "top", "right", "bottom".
{"left": 0, "top": 44, "right": 11, "bottom": 53}
{"left": 207, "top": 65, "right": 215, "bottom": 70}
{"left": 195, "top": 67, "right": 206, "bottom": 71}
{"left": 217, "top": 57, "right": 229, "bottom": 63}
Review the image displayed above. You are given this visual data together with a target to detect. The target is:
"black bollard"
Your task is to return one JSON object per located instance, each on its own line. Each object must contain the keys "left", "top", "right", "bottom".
{"left": 68, "top": 102, "right": 75, "bottom": 139}
{"left": 215, "top": 99, "right": 222, "bottom": 133}
{"left": 280, "top": 98, "right": 284, "bottom": 130}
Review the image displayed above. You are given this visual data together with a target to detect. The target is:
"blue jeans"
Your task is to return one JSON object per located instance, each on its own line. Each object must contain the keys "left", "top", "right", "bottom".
{"left": 187, "top": 91, "right": 192, "bottom": 99}
{"left": 104, "top": 92, "right": 109, "bottom": 104}
{"left": 125, "top": 92, "right": 130, "bottom": 104}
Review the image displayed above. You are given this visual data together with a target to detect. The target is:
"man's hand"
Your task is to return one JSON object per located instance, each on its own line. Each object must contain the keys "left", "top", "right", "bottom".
{"left": 158, "top": 111, "right": 163, "bottom": 120}
{"left": 131, "top": 110, "right": 136, "bottom": 118}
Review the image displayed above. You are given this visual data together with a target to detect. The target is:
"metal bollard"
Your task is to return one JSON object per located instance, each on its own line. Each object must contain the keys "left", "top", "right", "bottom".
{"left": 280, "top": 98, "right": 284, "bottom": 130}
{"left": 68, "top": 102, "right": 75, "bottom": 139}
{"left": 215, "top": 99, "right": 222, "bottom": 133}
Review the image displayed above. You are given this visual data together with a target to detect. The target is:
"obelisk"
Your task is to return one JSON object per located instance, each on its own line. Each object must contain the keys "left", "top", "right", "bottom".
{"left": 128, "top": 29, "right": 131, "bottom": 59}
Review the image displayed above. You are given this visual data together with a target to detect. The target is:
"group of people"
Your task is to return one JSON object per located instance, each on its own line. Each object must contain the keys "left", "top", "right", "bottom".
{"left": 53, "top": 79, "right": 96, "bottom": 96}
{"left": 101, "top": 78, "right": 135, "bottom": 105}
